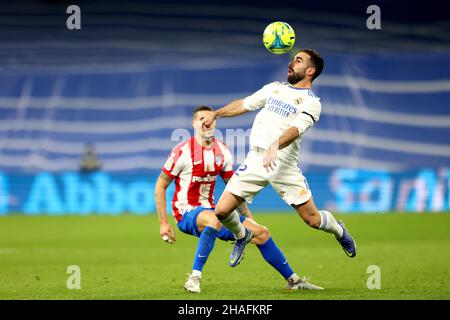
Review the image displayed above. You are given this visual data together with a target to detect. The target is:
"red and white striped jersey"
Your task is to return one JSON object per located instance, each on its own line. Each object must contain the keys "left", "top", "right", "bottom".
{"left": 162, "top": 137, "right": 234, "bottom": 222}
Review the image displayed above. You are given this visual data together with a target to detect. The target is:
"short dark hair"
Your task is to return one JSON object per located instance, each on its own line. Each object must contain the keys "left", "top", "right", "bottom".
{"left": 300, "top": 49, "right": 324, "bottom": 81}
{"left": 192, "top": 105, "right": 214, "bottom": 119}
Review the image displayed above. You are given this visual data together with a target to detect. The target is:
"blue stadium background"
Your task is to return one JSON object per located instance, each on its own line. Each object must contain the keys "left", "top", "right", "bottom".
{"left": 0, "top": 0, "right": 449, "bottom": 215}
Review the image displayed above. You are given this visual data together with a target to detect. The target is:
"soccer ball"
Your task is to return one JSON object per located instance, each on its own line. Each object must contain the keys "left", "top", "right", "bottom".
{"left": 263, "top": 21, "right": 296, "bottom": 54}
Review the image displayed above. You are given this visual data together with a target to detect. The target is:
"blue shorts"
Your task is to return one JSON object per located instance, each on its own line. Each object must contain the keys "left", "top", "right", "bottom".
{"left": 177, "top": 206, "right": 246, "bottom": 241}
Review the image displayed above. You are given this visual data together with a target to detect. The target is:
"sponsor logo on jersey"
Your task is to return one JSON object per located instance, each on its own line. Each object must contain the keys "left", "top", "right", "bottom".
{"left": 266, "top": 96, "right": 298, "bottom": 118}
{"left": 192, "top": 174, "right": 217, "bottom": 183}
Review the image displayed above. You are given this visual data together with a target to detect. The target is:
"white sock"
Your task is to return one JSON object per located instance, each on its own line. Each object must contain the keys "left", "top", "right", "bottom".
{"left": 287, "top": 273, "right": 300, "bottom": 283}
{"left": 219, "top": 210, "right": 246, "bottom": 240}
{"left": 318, "top": 210, "right": 344, "bottom": 239}
{"left": 192, "top": 270, "right": 202, "bottom": 278}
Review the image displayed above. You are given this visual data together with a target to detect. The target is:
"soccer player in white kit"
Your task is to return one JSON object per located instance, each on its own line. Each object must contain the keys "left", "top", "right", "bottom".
{"left": 201, "top": 49, "right": 357, "bottom": 267}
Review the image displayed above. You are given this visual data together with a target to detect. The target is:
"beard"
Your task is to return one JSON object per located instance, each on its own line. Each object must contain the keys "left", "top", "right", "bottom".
{"left": 287, "top": 70, "right": 305, "bottom": 84}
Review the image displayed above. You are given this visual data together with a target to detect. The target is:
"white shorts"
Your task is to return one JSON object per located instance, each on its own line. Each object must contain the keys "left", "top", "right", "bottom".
{"left": 226, "top": 148, "right": 312, "bottom": 206}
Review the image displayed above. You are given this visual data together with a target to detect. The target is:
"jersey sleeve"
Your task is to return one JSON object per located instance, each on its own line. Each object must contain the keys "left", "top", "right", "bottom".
{"left": 220, "top": 143, "right": 234, "bottom": 180}
{"left": 161, "top": 145, "right": 186, "bottom": 178}
{"left": 242, "top": 82, "right": 277, "bottom": 111}
{"left": 291, "top": 98, "right": 322, "bottom": 135}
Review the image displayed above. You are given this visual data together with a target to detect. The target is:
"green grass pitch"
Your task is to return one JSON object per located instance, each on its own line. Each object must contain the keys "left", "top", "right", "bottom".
{"left": 0, "top": 213, "right": 449, "bottom": 300}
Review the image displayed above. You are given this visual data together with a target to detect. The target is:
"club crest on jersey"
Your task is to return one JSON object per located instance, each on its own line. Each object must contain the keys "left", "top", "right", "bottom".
{"left": 215, "top": 155, "right": 223, "bottom": 166}
{"left": 294, "top": 98, "right": 303, "bottom": 105}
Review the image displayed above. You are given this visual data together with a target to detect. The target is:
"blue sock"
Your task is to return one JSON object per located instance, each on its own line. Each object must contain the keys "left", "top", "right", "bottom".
{"left": 192, "top": 226, "right": 218, "bottom": 272}
{"left": 257, "top": 237, "right": 294, "bottom": 279}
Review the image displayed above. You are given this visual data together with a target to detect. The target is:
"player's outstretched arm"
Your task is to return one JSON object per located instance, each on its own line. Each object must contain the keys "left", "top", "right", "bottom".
{"left": 202, "top": 99, "right": 248, "bottom": 128}
{"left": 154, "top": 171, "right": 176, "bottom": 244}
{"left": 215, "top": 99, "right": 248, "bottom": 118}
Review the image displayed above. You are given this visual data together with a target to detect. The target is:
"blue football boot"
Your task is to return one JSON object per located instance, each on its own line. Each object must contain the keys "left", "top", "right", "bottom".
{"left": 337, "top": 221, "right": 357, "bottom": 258}
{"left": 229, "top": 228, "right": 253, "bottom": 267}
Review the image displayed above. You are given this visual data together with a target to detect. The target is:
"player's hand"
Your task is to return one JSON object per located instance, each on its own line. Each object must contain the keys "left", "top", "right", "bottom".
{"left": 263, "top": 143, "right": 278, "bottom": 173}
{"left": 160, "top": 223, "right": 176, "bottom": 244}
{"left": 201, "top": 111, "right": 216, "bottom": 129}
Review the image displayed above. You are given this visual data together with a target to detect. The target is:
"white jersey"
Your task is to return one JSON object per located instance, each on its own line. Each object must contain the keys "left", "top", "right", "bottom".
{"left": 243, "top": 81, "right": 321, "bottom": 164}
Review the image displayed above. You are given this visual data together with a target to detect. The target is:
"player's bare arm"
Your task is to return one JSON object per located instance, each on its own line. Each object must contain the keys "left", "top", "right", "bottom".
{"left": 202, "top": 99, "right": 247, "bottom": 128}
{"left": 263, "top": 126, "right": 300, "bottom": 172}
{"left": 276, "top": 126, "right": 301, "bottom": 150}
{"left": 154, "top": 171, "right": 176, "bottom": 243}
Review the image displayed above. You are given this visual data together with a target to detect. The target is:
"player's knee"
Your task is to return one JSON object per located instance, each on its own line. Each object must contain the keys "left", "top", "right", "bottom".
{"left": 205, "top": 216, "right": 222, "bottom": 230}
{"left": 210, "top": 219, "right": 222, "bottom": 230}
{"left": 260, "top": 226, "right": 270, "bottom": 241}
{"left": 254, "top": 225, "right": 270, "bottom": 243}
